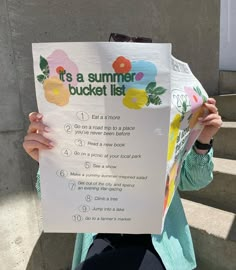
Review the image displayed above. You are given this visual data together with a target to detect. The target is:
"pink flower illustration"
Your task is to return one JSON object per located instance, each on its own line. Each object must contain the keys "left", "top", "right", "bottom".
{"left": 47, "top": 49, "right": 79, "bottom": 87}
{"left": 184, "top": 86, "right": 203, "bottom": 113}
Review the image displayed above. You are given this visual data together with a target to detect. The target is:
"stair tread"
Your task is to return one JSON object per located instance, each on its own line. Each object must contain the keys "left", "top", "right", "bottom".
{"left": 215, "top": 94, "right": 236, "bottom": 97}
{"left": 213, "top": 157, "right": 236, "bottom": 175}
{"left": 182, "top": 199, "right": 235, "bottom": 241}
{"left": 221, "top": 121, "right": 236, "bottom": 128}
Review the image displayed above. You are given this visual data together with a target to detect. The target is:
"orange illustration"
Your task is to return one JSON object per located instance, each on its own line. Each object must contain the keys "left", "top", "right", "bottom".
{"left": 112, "top": 56, "right": 132, "bottom": 73}
{"left": 56, "top": 66, "right": 65, "bottom": 74}
{"left": 189, "top": 105, "right": 206, "bottom": 128}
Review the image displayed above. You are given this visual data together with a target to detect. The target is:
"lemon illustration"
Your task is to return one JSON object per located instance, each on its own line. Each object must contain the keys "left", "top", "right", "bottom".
{"left": 167, "top": 114, "right": 182, "bottom": 161}
{"left": 167, "top": 161, "right": 178, "bottom": 206}
{"left": 167, "top": 176, "right": 176, "bottom": 208}
{"left": 123, "top": 88, "right": 148, "bottom": 110}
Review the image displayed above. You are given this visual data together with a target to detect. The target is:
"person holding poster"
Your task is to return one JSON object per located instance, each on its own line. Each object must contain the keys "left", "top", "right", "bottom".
{"left": 23, "top": 97, "right": 222, "bottom": 270}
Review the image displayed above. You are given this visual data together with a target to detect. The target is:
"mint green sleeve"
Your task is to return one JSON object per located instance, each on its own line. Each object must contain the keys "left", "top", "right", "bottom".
{"left": 178, "top": 147, "right": 214, "bottom": 191}
{"left": 36, "top": 169, "right": 41, "bottom": 198}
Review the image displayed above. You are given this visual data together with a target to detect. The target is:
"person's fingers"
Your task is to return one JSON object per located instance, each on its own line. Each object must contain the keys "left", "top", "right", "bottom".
{"left": 23, "top": 132, "right": 54, "bottom": 162}
{"left": 23, "top": 140, "right": 52, "bottom": 153}
{"left": 29, "top": 112, "right": 43, "bottom": 123}
{"left": 27, "top": 121, "right": 50, "bottom": 134}
{"left": 23, "top": 141, "right": 51, "bottom": 162}
{"left": 199, "top": 112, "right": 222, "bottom": 126}
{"left": 206, "top": 98, "right": 216, "bottom": 105}
{"left": 199, "top": 113, "right": 221, "bottom": 123}
{"left": 27, "top": 149, "right": 39, "bottom": 161}
{"left": 24, "top": 112, "right": 51, "bottom": 161}
{"left": 200, "top": 118, "right": 222, "bottom": 128}
{"left": 203, "top": 102, "right": 219, "bottom": 114}
{"left": 24, "top": 133, "right": 54, "bottom": 147}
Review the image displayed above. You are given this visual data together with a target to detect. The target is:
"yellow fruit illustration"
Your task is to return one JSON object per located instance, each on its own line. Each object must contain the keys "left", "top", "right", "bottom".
{"left": 189, "top": 105, "right": 205, "bottom": 128}
{"left": 167, "top": 176, "right": 176, "bottom": 208}
{"left": 169, "top": 161, "right": 178, "bottom": 181}
{"left": 43, "top": 77, "right": 70, "bottom": 106}
{"left": 167, "top": 162, "right": 178, "bottom": 207}
{"left": 167, "top": 114, "right": 182, "bottom": 161}
{"left": 123, "top": 88, "right": 148, "bottom": 110}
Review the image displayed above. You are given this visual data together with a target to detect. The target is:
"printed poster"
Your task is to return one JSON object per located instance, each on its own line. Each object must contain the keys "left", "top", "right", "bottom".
{"left": 32, "top": 42, "right": 208, "bottom": 234}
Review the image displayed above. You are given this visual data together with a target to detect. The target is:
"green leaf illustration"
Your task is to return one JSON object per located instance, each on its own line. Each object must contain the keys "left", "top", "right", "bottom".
{"left": 194, "top": 86, "right": 208, "bottom": 103}
{"left": 182, "top": 101, "right": 187, "bottom": 113}
{"left": 180, "top": 101, "right": 187, "bottom": 121}
{"left": 150, "top": 95, "right": 162, "bottom": 105}
{"left": 145, "top": 83, "right": 166, "bottom": 106}
{"left": 152, "top": 87, "right": 166, "bottom": 95}
{"left": 37, "top": 74, "right": 46, "bottom": 84}
{"left": 202, "top": 95, "right": 208, "bottom": 102}
{"left": 193, "top": 86, "right": 201, "bottom": 96}
{"left": 146, "top": 97, "right": 150, "bottom": 106}
{"left": 43, "top": 65, "right": 50, "bottom": 77}
{"left": 146, "top": 82, "right": 156, "bottom": 93}
{"left": 39, "top": 56, "right": 49, "bottom": 76}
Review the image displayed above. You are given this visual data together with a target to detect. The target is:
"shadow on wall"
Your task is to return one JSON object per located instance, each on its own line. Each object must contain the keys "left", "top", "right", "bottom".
{"left": 26, "top": 232, "right": 76, "bottom": 270}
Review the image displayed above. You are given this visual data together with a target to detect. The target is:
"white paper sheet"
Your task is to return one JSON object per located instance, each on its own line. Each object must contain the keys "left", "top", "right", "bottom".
{"left": 32, "top": 42, "right": 208, "bottom": 234}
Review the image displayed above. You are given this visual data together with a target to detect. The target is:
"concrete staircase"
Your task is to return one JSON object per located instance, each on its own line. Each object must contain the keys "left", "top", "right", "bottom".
{"left": 181, "top": 94, "right": 236, "bottom": 270}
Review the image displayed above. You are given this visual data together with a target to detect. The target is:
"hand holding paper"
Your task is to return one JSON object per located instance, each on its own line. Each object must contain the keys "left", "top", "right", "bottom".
{"left": 197, "top": 98, "right": 222, "bottom": 144}
{"left": 23, "top": 112, "right": 54, "bottom": 161}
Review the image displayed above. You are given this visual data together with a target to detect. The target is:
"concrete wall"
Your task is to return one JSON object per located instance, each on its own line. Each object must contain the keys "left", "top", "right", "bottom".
{"left": 0, "top": 0, "right": 220, "bottom": 269}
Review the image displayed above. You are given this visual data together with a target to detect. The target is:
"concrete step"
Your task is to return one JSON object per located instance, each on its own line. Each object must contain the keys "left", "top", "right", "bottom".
{"left": 214, "top": 94, "right": 236, "bottom": 121}
{"left": 214, "top": 121, "right": 236, "bottom": 159}
{"left": 219, "top": 71, "right": 236, "bottom": 95}
{"left": 180, "top": 158, "right": 236, "bottom": 213}
{"left": 182, "top": 199, "right": 236, "bottom": 270}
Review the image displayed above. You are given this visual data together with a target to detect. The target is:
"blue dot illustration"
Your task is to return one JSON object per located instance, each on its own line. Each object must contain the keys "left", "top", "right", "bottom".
{"left": 119, "top": 60, "right": 158, "bottom": 90}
